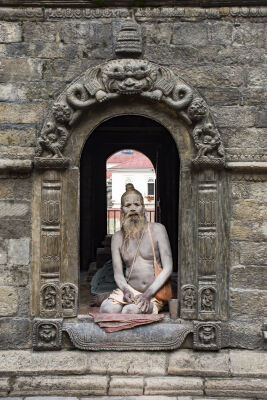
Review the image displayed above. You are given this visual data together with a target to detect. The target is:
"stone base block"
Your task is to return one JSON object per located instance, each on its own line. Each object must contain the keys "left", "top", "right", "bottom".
{"left": 206, "top": 378, "right": 267, "bottom": 398}
{"left": 144, "top": 376, "right": 204, "bottom": 396}
{"left": 109, "top": 376, "right": 144, "bottom": 396}
{"left": 12, "top": 375, "right": 108, "bottom": 396}
{"left": 0, "top": 377, "right": 10, "bottom": 396}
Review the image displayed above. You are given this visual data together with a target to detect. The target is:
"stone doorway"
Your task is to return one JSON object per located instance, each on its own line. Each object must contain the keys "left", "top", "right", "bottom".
{"left": 79, "top": 115, "right": 180, "bottom": 314}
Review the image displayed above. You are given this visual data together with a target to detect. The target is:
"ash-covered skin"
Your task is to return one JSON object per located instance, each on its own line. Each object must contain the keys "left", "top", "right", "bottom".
{"left": 100, "top": 185, "right": 173, "bottom": 314}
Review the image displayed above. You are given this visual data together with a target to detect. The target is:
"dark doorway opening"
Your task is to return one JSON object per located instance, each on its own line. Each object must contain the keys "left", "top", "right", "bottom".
{"left": 80, "top": 115, "right": 180, "bottom": 310}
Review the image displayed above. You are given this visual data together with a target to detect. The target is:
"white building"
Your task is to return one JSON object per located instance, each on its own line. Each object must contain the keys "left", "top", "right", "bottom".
{"left": 107, "top": 150, "right": 156, "bottom": 210}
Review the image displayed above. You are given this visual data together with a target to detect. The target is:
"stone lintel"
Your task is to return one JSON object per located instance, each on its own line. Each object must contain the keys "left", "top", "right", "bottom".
{"left": 226, "top": 161, "right": 267, "bottom": 173}
{"left": 0, "top": 159, "right": 33, "bottom": 173}
{"left": 1, "top": 0, "right": 267, "bottom": 6}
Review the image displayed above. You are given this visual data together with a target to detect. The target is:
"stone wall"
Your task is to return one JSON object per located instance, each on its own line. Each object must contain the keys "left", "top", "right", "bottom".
{"left": 1, "top": 349, "right": 267, "bottom": 398}
{"left": 0, "top": 4, "right": 266, "bottom": 398}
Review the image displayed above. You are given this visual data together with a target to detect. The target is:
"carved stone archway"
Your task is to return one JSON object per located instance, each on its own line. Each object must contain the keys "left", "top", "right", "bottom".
{"left": 31, "top": 59, "right": 229, "bottom": 351}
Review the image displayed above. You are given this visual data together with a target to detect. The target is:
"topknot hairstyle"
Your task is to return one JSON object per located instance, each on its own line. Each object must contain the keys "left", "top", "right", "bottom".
{"left": 121, "top": 183, "right": 144, "bottom": 206}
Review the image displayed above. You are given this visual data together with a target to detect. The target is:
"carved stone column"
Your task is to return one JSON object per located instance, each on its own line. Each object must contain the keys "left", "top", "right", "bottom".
{"left": 197, "top": 169, "right": 218, "bottom": 320}
{"left": 40, "top": 170, "right": 62, "bottom": 318}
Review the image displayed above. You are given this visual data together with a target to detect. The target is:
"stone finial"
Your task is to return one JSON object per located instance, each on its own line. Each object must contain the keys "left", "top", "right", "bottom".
{"left": 115, "top": 19, "right": 142, "bottom": 57}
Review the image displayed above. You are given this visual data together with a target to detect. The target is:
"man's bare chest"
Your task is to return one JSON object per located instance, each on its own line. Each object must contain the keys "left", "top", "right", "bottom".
{"left": 120, "top": 234, "right": 157, "bottom": 265}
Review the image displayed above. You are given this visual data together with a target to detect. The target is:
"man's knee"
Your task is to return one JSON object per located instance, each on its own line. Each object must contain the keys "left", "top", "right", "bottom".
{"left": 121, "top": 304, "right": 141, "bottom": 314}
{"left": 99, "top": 298, "right": 122, "bottom": 313}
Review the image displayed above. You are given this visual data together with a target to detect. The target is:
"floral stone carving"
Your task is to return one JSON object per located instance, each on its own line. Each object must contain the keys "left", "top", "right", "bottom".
{"left": 35, "top": 59, "right": 225, "bottom": 170}
{"left": 33, "top": 319, "right": 63, "bottom": 350}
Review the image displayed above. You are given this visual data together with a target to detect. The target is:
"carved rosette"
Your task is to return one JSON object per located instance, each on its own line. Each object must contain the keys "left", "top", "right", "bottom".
{"left": 193, "top": 321, "right": 221, "bottom": 350}
{"left": 35, "top": 59, "right": 225, "bottom": 169}
{"left": 33, "top": 319, "right": 63, "bottom": 350}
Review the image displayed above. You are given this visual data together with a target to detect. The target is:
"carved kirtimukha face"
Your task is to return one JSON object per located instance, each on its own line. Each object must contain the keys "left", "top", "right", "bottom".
{"left": 102, "top": 60, "right": 156, "bottom": 94}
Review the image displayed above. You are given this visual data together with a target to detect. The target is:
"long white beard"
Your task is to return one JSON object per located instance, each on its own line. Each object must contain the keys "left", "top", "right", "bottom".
{"left": 121, "top": 211, "right": 146, "bottom": 246}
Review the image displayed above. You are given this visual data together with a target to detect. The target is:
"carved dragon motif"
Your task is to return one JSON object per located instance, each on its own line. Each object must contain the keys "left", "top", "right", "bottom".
{"left": 35, "top": 59, "right": 225, "bottom": 169}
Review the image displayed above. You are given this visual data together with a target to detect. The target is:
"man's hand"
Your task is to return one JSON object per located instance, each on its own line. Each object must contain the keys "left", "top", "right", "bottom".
{"left": 135, "top": 293, "right": 152, "bottom": 313}
{"left": 123, "top": 288, "right": 135, "bottom": 303}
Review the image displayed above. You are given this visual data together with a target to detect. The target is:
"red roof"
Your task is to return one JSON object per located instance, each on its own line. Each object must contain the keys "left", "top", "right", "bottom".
{"left": 110, "top": 152, "right": 154, "bottom": 169}
{"left": 107, "top": 151, "right": 136, "bottom": 164}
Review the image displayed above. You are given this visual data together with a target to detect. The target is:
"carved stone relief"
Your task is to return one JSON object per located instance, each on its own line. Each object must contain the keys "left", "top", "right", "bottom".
{"left": 181, "top": 285, "right": 197, "bottom": 319}
{"left": 193, "top": 321, "right": 221, "bottom": 350}
{"left": 35, "top": 59, "right": 225, "bottom": 170}
{"left": 60, "top": 283, "right": 78, "bottom": 317}
{"left": 33, "top": 319, "right": 63, "bottom": 350}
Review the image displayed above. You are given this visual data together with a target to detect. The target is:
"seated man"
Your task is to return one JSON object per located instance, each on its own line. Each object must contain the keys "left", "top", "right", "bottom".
{"left": 100, "top": 183, "right": 173, "bottom": 314}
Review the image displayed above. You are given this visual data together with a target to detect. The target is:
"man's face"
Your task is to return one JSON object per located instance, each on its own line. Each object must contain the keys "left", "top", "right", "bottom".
{"left": 122, "top": 193, "right": 144, "bottom": 221}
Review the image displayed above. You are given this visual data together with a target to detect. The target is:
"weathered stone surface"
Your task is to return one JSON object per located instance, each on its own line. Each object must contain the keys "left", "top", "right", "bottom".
{"left": 205, "top": 378, "right": 267, "bottom": 398}
{"left": 0, "top": 266, "right": 29, "bottom": 287}
{"left": 198, "top": 45, "right": 265, "bottom": 66}
{"left": 208, "top": 21, "right": 233, "bottom": 45}
{"left": 0, "top": 287, "right": 18, "bottom": 316}
{"left": 0, "top": 318, "right": 31, "bottom": 349}
{"left": 0, "top": 239, "right": 7, "bottom": 264}
{"left": 0, "top": 58, "right": 42, "bottom": 82}
{"left": 223, "top": 127, "right": 267, "bottom": 149}
{"left": 239, "top": 242, "right": 267, "bottom": 266}
{"left": 198, "top": 87, "right": 240, "bottom": 106}
{"left": 60, "top": 21, "right": 112, "bottom": 46}
{"left": 12, "top": 375, "right": 108, "bottom": 396}
{"left": 233, "top": 200, "right": 267, "bottom": 221}
{"left": 8, "top": 238, "right": 30, "bottom": 265}
{"left": 144, "top": 23, "right": 173, "bottom": 45}
{"left": 145, "top": 377, "right": 204, "bottom": 396}
{"left": 231, "top": 350, "right": 267, "bottom": 377}
{"left": 0, "top": 202, "right": 29, "bottom": 219}
{"left": 0, "top": 126, "right": 36, "bottom": 146}
{"left": 0, "top": 83, "right": 26, "bottom": 101}
{"left": 41, "top": 58, "right": 88, "bottom": 82}
{"left": 231, "top": 265, "right": 267, "bottom": 290}
{"left": 231, "top": 182, "right": 250, "bottom": 200}
{"left": 0, "top": 181, "right": 14, "bottom": 199}
{"left": 228, "top": 318, "right": 263, "bottom": 350}
{"left": 180, "top": 66, "right": 245, "bottom": 87}
{"left": 0, "top": 145, "right": 35, "bottom": 158}
{"left": 5, "top": 42, "right": 74, "bottom": 59}
{"left": 242, "top": 88, "right": 267, "bottom": 106}
{"left": 0, "top": 219, "right": 30, "bottom": 239}
{"left": 87, "top": 352, "right": 167, "bottom": 376}
{"left": 0, "top": 102, "right": 46, "bottom": 124}
{"left": 230, "top": 288, "right": 267, "bottom": 315}
{"left": 0, "top": 350, "right": 87, "bottom": 374}
{"left": 23, "top": 22, "right": 56, "bottom": 42}
{"left": 247, "top": 67, "right": 267, "bottom": 87}
{"left": 168, "top": 349, "right": 229, "bottom": 376}
{"left": 232, "top": 23, "right": 266, "bottom": 48}
{"left": 249, "top": 182, "right": 267, "bottom": 201}
{"left": 144, "top": 44, "right": 198, "bottom": 68}
{"left": 212, "top": 106, "right": 256, "bottom": 128}
{"left": 173, "top": 23, "right": 207, "bottom": 46}
{"left": 0, "top": 22, "right": 21, "bottom": 43}
{"left": 231, "top": 220, "right": 267, "bottom": 241}
{"left": 256, "top": 110, "right": 267, "bottom": 128}
{"left": 109, "top": 376, "right": 143, "bottom": 396}
{"left": 16, "top": 287, "right": 30, "bottom": 317}
{"left": 0, "top": 377, "right": 10, "bottom": 396}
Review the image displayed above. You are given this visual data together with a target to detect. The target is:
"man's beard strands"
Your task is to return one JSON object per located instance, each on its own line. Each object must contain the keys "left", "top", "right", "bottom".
{"left": 121, "top": 212, "right": 146, "bottom": 247}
